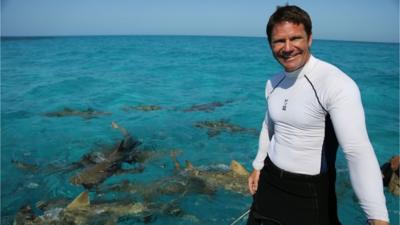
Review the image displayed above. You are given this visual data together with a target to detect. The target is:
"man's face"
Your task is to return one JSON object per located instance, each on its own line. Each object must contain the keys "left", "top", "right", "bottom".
{"left": 270, "top": 21, "right": 312, "bottom": 72}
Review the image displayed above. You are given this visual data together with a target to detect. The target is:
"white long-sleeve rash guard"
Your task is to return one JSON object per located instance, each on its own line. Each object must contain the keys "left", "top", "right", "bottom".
{"left": 252, "top": 55, "right": 389, "bottom": 222}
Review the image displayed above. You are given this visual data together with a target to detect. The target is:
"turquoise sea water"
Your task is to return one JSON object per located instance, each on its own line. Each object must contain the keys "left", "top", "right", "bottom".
{"left": 1, "top": 36, "right": 399, "bottom": 225}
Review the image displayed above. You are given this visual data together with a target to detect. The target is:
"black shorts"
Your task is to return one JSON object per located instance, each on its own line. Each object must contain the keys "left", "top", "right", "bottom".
{"left": 247, "top": 157, "right": 341, "bottom": 225}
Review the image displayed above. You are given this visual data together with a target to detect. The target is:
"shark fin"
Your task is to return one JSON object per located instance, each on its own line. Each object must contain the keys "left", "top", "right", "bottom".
{"left": 66, "top": 191, "right": 90, "bottom": 209}
{"left": 111, "top": 121, "right": 119, "bottom": 129}
{"left": 230, "top": 160, "right": 249, "bottom": 176}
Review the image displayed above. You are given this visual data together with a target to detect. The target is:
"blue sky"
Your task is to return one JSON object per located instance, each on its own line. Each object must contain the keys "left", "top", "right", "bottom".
{"left": 1, "top": 0, "right": 399, "bottom": 43}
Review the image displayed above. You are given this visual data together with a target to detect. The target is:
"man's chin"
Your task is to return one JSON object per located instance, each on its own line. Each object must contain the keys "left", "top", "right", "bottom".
{"left": 281, "top": 62, "right": 301, "bottom": 72}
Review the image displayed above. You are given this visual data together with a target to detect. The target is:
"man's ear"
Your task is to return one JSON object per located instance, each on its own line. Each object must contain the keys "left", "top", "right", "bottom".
{"left": 308, "top": 34, "right": 313, "bottom": 47}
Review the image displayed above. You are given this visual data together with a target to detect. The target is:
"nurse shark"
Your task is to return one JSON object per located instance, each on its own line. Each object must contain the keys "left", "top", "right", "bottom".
{"left": 176, "top": 158, "right": 251, "bottom": 196}
{"left": 69, "top": 121, "right": 145, "bottom": 189}
{"left": 44, "top": 107, "right": 111, "bottom": 119}
{"left": 69, "top": 122, "right": 181, "bottom": 189}
{"left": 12, "top": 122, "right": 180, "bottom": 189}
{"left": 194, "top": 119, "right": 258, "bottom": 137}
{"left": 97, "top": 154, "right": 251, "bottom": 198}
{"left": 183, "top": 100, "right": 234, "bottom": 113}
{"left": 13, "top": 191, "right": 184, "bottom": 225}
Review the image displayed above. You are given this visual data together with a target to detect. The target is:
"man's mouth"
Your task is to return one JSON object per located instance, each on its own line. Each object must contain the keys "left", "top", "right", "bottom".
{"left": 280, "top": 51, "right": 301, "bottom": 60}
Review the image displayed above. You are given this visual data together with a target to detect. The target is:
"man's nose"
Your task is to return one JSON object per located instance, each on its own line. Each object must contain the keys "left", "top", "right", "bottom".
{"left": 283, "top": 40, "right": 293, "bottom": 52}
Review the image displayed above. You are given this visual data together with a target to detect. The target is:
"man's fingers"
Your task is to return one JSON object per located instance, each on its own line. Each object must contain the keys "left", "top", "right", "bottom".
{"left": 248, "top": 169, "right": 261, "bottom": 195}
{"left": 252, "top": 178, "right": 259, "bottom": 193}
{"left": 248, "top": 179, "right": 256, "bottom": 194}
{"left": 252, "top": 183, "right": 258, "bottom": 194}
{"left": 248, "top": 178, "right": 254, "bottom": 194}
{"left": 248, "top": 180, "right": 258, "bottom": 195}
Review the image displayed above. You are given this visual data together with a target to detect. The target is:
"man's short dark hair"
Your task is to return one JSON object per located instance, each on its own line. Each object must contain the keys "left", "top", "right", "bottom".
{"left": 266, "top": 5, "right": 312, "bottom": 44}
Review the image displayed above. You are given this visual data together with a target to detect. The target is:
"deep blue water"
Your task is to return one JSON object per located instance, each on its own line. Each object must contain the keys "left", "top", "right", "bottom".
{"left": 1, "top": 35, "right": 399, "bottom": 225}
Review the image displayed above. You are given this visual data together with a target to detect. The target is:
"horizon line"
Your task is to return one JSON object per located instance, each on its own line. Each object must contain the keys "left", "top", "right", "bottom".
{"left": 1, "top": 33, "right": 399, "bottom": 45}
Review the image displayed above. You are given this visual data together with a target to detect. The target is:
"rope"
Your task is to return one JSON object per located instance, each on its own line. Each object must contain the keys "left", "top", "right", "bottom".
{"left": 229, "top": 208, "right": 250, "bottom": 225}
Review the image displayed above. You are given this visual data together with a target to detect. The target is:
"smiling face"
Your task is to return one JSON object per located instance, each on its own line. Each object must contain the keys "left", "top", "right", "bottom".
{"left": 270, "top": 21, "right": 312, "bottom": 72}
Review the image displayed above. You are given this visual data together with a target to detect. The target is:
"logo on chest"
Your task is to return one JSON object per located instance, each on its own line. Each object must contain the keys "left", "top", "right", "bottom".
{"left": 282, "top": 99, "right": 289, "bottom": 111}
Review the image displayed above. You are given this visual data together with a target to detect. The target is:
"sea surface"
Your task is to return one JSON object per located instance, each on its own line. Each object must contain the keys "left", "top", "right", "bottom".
{"left": 1, "top": 35, "right": 399, "bottom": 225}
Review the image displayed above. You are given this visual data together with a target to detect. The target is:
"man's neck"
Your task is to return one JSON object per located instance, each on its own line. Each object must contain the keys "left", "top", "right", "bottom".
{"left": 284, "top": 55, "right": 313, "bottom": 78}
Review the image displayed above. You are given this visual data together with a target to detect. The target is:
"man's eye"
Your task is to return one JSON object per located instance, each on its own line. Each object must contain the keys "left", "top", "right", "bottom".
{"left": 273, "top": 40, "right": 285, "bottom": 44}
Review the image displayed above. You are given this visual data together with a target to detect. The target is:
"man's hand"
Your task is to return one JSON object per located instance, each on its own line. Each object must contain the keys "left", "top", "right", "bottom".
{"left": 248, "top": 169, "right": 261, "bottom": 195}
{"left": 368, "top": 219, "right": 389, "bottom": 225}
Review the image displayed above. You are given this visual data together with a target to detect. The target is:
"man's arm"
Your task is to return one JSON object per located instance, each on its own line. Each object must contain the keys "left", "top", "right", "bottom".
{"left": 327, "top": 76, "right": 389, "bottom": 223}
{"left": 252, "top": 121, "right": 270, "bottom": 170}
{"left": 249, "top": 120, "right": 271, "bottom": 194}
{"left": 249, "top": 80, "right": 275, "bottom": 195}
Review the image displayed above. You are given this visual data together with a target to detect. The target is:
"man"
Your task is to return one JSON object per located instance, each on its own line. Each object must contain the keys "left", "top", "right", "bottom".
{"left": 247, "top": 5, "right": 389, "bottom": 225}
